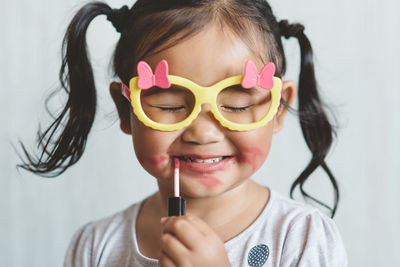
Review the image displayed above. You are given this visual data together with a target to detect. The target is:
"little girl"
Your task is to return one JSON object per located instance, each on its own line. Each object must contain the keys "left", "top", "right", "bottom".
{"left": 19, "top": 0, "right": 347, "bottom": 266}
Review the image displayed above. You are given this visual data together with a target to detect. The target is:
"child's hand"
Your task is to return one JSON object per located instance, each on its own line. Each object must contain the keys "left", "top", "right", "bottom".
{"left": 159, "top": 215, "right": 231, "bottom": 267}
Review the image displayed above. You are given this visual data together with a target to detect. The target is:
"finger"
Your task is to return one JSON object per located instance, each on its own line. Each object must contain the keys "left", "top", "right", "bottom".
{"left": 160, "top": 232, "right": 189, "bottom": 265}
{"left": 162, "top": 217, "right": 204, "bottom": 249}
{"left": 159, "top": 250, "right": 176, "bottom": 267}
{"left": 185, "top": 214, "right": 215, "bottom": 236}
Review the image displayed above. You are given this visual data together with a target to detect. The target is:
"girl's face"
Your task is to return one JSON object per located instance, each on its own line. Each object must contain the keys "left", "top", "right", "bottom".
{"left": 117, "top": 25, "right": 294, "bottom": 199}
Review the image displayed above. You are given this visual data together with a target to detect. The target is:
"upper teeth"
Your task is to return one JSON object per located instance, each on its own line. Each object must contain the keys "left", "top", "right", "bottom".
{"left": 181, "top": 157, "right": 224, "bottom": 163}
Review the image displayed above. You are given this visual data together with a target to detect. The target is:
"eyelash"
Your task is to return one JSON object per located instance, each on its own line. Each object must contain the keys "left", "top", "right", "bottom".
{"left": 154, "top": 105, "right": 253, "bottom": 112}
{"left": 221, "top": 105, "right": 252, "bottom": 112}
{"left": 156, "top": 106, "right": 185, "bottom": 112}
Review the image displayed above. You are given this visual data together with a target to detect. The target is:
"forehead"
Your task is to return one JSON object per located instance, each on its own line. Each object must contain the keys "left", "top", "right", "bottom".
{"left": 143, "top": 24, "right": 264, "bottom": 87}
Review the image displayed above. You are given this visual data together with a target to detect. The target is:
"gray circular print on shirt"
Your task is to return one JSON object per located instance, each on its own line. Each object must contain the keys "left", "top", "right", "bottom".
{"left": 247, "top": 244, "right": 269, "bottom": 267}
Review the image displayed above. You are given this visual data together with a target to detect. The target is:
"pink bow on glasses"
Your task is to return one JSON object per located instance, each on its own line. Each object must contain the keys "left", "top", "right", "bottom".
{"left": 137, "top": 60, "right": 171, "bottom": 90}
{"left": 241, "top": 60, "right": 275, "bottom": 90}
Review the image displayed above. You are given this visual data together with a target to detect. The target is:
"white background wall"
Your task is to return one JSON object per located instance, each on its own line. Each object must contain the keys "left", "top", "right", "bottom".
{"left": 1, "top": 0, "right": 399, "bottom": 266}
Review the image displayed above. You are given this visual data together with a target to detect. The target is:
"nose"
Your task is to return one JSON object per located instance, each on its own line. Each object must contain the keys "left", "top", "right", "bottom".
{"left": 181, "top": 104, "right": 224, "bottom": 145}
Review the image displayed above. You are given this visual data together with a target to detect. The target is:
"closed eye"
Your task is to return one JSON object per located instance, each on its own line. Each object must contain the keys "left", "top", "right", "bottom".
{"left": 152, "top": 105, "right": 186, "bottom": 112}
{"left": 221, "top": 105, "right": 253, "bottom": 112}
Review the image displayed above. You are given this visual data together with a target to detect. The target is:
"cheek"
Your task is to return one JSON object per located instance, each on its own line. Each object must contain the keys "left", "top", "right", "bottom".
{"left": 131, "top": 117, "right": 177, "bottom": 177}
{"left": 233, "top": 127, "right": 273, "bottom": 172}
{"left": 134, "top": 139, "right": 170, "bottom": 177}
{"left": 134, "top": 135, "right": 169, "bottom": 174}
{"left": 238, "top": 147, "right": 266, "bottom": 172}
{"left": 136, "top": 154, "right": 168, "bottom": 172}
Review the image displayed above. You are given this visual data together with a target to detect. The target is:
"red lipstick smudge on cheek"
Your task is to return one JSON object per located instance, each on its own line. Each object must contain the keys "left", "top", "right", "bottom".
{"left": 151, "top": 155, "right": 168, "bottom": 165}
{"left": 136, "top": 154, "right": 168, "bottom": 172}
{"left": 196, "top": 176, "right": 222, "bottom": 189}
{"left": 238, "top": 147, "right": 264, "bottom": 172}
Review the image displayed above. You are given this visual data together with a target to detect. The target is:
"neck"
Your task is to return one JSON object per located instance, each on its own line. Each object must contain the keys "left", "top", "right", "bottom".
{"left": 154, "top": 179, "right": 263, "bottom": 230}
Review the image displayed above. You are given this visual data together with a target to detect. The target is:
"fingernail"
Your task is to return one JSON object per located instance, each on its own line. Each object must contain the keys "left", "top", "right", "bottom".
{"left": 160, "top": 217, "right": 168, "bottom": 225}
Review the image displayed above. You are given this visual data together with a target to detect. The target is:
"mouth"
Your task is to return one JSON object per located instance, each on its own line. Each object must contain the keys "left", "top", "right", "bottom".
{"left": 177, "top": 156, "right": 232, "bottom": 164}
{"left": 173, "top": 155, "right": 235, "bottom": 173}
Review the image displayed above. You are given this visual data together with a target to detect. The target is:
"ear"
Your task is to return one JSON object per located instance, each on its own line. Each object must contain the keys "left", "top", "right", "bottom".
{"left": 109, "top": 82, "right": 132, "bottom": 134}
{"left": 273, "top": 80, "right": 297, "bottom": 133}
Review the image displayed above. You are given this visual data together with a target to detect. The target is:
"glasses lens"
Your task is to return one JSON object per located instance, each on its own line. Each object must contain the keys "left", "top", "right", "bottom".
{"left": 140, "top": 86, "right": 195, "bottom": 124}
{"left": 217, "top": 85, "right": 272, "bottom": 124}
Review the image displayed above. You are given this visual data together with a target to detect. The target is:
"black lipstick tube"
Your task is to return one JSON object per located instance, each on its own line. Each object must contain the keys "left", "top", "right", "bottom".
{"left": 168, "top": 196, "right": 186, "bottom": 216}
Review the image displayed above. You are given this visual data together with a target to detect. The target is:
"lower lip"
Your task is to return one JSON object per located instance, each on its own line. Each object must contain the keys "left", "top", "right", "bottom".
{"left": 178, "top": 157, "right": 235, "bottom": 173}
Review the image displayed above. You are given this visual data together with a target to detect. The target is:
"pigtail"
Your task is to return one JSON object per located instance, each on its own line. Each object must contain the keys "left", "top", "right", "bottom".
{"left": 17, "top": 2, "right": 115, "bottom": 177}
{"left": 279, "top": 20, "right": 339, "bottom": 218}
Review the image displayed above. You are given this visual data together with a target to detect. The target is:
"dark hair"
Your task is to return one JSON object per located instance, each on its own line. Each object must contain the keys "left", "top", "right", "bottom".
{"left": 18, "top": 0, "right": 339, "bottom": 217}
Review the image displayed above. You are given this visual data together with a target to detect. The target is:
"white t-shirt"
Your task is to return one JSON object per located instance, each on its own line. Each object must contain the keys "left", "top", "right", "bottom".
{"left": 64, "top": 188, "right": 348, "bottom": 267}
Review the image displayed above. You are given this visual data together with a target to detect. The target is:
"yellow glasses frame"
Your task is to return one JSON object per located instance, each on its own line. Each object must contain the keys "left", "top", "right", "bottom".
{"left": 128, "top": 74, "right": 282, "bottom": 132}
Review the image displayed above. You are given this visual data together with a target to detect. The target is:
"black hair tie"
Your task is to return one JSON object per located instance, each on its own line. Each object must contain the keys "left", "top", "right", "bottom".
{"left": 107, "top": 5, "right": 130, "bottom": 33}
{"left": 278, "top": 20, "right": 305, "bottom": 39}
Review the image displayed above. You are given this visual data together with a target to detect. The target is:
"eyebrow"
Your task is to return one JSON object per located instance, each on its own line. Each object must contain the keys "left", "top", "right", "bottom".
{"left": 141, "top": 84, "right": 264, "bottom": 97}
{"left": 226, "top": 84, "right": 263, "bottom": 95}
{"left": 141, "top": 86, "right": 188, "bottom": 97}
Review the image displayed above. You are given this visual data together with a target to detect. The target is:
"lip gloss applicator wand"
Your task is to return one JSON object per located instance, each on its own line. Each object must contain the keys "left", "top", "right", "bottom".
{"left": 168, "top": 158, "right": 186, "bottom": 216}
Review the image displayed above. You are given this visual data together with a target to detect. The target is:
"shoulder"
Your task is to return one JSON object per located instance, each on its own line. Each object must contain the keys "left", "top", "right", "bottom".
{"left": 268, "top": 190, "right": 348, "bottom": 266}
{"left": 64, "top": 201, "right": 142, "bottom": 267}
{"left": 268, "top": 189, "right": 338, "bottom": 228}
